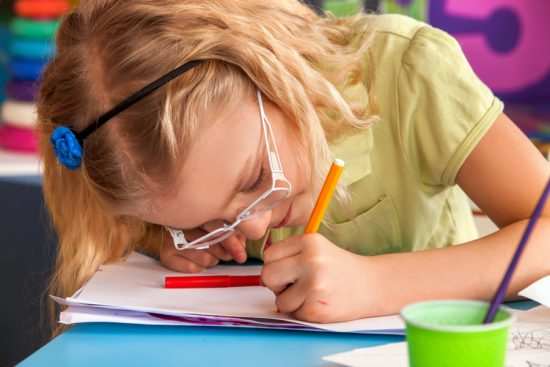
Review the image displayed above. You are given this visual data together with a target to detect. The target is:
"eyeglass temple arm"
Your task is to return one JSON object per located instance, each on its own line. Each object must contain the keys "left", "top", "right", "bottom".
{"left": 256, "top": 89, "right": 284, "bottom": 175}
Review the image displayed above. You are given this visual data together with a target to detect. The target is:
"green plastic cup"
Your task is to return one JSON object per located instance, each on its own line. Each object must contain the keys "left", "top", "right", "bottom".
{"left": 401, "top": 300, "right": 516, "bottom": 367}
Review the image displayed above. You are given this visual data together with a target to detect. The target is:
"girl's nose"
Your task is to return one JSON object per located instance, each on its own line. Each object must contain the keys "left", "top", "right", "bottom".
{"left": 236, "top": 210, "right": 272, "bottom": 240}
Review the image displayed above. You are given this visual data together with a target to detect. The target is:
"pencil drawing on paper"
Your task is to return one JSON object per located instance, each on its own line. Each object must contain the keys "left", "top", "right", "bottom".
{"left": 510, "top": 323, "right": 550, "bottom": 351}
{"left": 525, "top": 362, "right": 550, "bottom": 367}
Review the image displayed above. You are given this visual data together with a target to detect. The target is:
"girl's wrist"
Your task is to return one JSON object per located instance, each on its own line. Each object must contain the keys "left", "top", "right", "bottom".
{"left": 354, "top": 253, "right": 400, "bottom": 318}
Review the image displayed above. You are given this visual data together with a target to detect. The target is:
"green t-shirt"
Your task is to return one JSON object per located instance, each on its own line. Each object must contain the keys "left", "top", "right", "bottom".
{"left": 247, "top": 14, "right": 504, "bottom": 259}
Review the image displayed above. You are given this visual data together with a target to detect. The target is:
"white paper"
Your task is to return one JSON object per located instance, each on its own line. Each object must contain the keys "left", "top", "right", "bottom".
{"left": 323, "top": 306, "right": 550, "bottom": 367}
{"left": 61, "top": 305, "right": 330, "bottom": 332}
{"left": 519, "top": 275, "right": 550, "bottom": 308}
{"left": 54, "top": 252, "right": 405, "bottom": 334}
{"left": 60, "top": 305, "right": 184, "bottom": 326}
{"left": 324, "top": 342, "right": 407, "bottom": 367}
{"left": 0, "top": 149, "right": 41, "bottom": 175}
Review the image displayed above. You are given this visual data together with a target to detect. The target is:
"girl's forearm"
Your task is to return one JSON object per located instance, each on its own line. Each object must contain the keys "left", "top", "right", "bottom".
{"left": 363, "top": 218, "right": 550, "bottom": 316}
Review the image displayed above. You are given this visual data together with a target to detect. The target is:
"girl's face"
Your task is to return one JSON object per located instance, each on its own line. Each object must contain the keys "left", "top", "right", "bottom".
{"left": 141, "top": 92, "right": 313, "bottom": 241}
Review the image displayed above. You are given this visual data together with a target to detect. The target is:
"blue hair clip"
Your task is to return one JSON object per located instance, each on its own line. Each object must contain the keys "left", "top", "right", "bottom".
{"left": 50, "top": 126, "right": 83, "bottom": 170}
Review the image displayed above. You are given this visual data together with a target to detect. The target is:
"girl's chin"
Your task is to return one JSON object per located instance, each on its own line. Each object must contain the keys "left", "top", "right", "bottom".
{"left": 286, "top": 213, "right": 309, "bottom": 228}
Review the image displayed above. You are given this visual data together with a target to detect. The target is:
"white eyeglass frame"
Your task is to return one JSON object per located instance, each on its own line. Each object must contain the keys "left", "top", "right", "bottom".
{"left": 166, "top": 89, "right": 292, "bottom": 250}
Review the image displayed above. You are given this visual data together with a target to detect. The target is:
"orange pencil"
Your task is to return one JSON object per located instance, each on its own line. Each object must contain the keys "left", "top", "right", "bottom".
{"left": 304, "top": 159, "right": 345, "bottom": 233}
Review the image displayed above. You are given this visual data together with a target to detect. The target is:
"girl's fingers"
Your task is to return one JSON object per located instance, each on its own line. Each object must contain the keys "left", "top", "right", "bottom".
{"left": 179, "top": 249, "right": 220, "bottom": 268}
{"left": 219, "top": 233, "right": 247, "bottom": 263}
{"left": 159, "top": 230, "right": 247, "bottom": 274}
{"left": 205, "top": 244, "right": 232, "bottom": 262}
{"left": 262, "top": 236, "right": 303, "bottom": 263}
{"left": 261, "top": 255, "right": 301, "bottom": 294}
{"left": 274, "top": 280, "right": 307, "bottom": 314}
{"left": 160, "top": 247, "right": 219, "bottom": 273}
{"left": 160, "top": 251, "right": 205, "bottom": 273}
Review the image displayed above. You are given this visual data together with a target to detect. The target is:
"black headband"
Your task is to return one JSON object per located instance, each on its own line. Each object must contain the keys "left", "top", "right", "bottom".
{"left": 76, "top": 59, "right": 204, "bottom": 142}
{"left": 51, "top": 59, "right": 204, "bottom": 170}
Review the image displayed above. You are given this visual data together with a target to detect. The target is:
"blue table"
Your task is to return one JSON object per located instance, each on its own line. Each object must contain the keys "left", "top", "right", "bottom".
{"left": 19, "top": 301, "right": 535, "bottom": 366}
{"left": 20, "top": 323, "right": 402, "bottom": 367}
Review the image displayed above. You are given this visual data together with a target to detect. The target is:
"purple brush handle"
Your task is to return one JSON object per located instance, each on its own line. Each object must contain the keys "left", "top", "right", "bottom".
{"left": 484, "top": 177, "right": 550, "bottom": 323}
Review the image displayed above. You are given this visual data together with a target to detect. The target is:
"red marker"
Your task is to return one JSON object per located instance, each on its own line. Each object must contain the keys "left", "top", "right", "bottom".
{"left": 165, "top": 275, "right": 261, "bottom": 289}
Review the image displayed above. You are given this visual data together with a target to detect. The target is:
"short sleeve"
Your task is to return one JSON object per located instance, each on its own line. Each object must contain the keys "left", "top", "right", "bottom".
{"left": 397, "top": 25, "right": 504, "bottom": 187}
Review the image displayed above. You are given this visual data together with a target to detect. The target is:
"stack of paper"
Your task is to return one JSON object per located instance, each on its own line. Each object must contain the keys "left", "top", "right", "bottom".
{"left": 519, "top": 275, "right": 550, "bottom": 308}
{"left": 54, "top": 252, "right": 405, "bottom": 334}
{"left": 324, "top": 306, "right": 550, "bottom": 366}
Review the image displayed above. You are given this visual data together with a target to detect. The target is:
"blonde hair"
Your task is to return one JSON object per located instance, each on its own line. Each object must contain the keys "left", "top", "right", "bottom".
{"left": 37, "top": 0, "right": 378, "bottom": 335}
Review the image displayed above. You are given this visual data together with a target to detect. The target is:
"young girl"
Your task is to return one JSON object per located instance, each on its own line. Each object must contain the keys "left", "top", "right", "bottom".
{"left": 39, "top": 0, "right": 550, "bottom": 326}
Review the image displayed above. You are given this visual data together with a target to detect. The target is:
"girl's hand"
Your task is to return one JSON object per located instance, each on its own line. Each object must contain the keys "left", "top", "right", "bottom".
{"left": 261, "top": 233, "right": 378, "bottom": 323}
{"left": 160, "top": 229, "right": 247, "bottom": 273}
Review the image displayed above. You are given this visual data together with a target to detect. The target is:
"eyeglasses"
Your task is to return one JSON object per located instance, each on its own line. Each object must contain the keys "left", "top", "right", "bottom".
{"left": 166, "top": 89, "right": 292, "bottom": 250}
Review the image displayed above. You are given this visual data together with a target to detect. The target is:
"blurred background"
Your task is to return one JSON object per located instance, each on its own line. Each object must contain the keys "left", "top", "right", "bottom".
{"left": 0, "top": 0, "right": 548, "bottom": 365}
